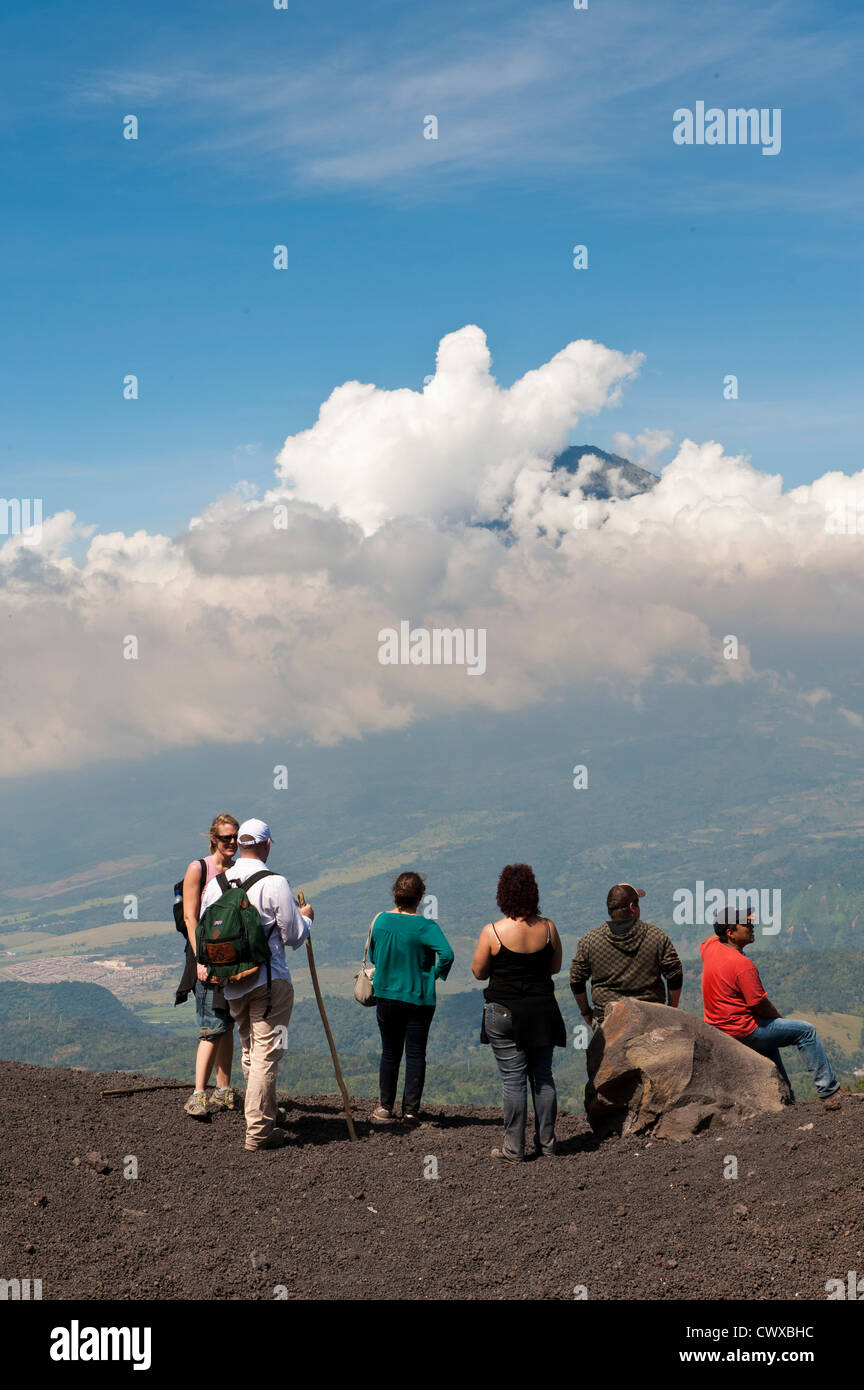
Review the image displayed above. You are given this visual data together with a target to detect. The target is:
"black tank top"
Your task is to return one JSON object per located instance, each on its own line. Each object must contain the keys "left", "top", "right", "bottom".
{"left": 486, "top": 921, "right": 556, "bottom": 994}
{"left": 481, "top": 920, "right": 566, "bottom": 1050}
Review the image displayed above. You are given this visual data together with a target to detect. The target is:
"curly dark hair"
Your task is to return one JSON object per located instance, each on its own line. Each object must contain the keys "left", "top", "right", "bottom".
{"left": 392, "top": 871, "right": 425, "bottom": 910}
{"left": 496, "top": 863, "right": 540, "bottom": 921}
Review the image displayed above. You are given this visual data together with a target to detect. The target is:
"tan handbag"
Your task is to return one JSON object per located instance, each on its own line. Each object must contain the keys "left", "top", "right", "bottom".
{"left": 353, "top": 919, "right": 376, "bottom": 1006}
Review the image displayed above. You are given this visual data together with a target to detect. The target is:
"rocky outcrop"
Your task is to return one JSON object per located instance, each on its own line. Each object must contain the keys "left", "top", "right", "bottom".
{"left": 585, "top": 998, "right": 792, "bottom": 1141}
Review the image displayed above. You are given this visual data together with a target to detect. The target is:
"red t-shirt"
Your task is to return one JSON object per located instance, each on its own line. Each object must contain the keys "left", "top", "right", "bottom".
{"left": 700, "top": 936, "right": 767, "bottom": 1038}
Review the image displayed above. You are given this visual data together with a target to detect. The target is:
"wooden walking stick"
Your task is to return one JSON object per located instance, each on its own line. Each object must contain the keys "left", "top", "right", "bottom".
{"left": 297, "top": 890, "right": 357, "bottom": 1141}
{"left": 101, "top": 1081, "right": 190, "bottom": 1098}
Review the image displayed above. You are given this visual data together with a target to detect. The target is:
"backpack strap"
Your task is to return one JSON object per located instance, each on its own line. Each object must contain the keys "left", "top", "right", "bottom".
{"left": 213, "top": 868, "right": 275, "bottom": 896}
{"left": 263, "top": 952, "right": 273, "bottom": 1021}
{"left": 239, "top": 869, "right": 276, "bottom": 892}
{"left": 234, "top": 870, "right": 278, "bottom": 1018}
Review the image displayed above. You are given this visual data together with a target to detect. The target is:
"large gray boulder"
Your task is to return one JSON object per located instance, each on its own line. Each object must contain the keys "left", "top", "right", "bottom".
{"left": 585, "top": 998, "right": 792, "bottom": 1141}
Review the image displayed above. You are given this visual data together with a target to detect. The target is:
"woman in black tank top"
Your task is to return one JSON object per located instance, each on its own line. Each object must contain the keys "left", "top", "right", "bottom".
{"left": 471, "top": 864, "right": 566, "bottom": 1162}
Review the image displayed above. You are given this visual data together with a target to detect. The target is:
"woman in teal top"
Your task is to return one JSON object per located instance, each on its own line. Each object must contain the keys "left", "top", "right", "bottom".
{"left": 369, "top": 871, "right": 454, "bottom": 1125}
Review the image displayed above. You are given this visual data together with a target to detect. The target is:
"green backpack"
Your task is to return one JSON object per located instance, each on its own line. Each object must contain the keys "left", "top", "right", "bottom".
{"left": 196, "top": 869, "right": 279, "bottom": 1016}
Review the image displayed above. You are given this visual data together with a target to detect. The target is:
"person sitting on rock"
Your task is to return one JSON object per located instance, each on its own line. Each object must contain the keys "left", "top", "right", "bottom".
{"left": 701, "top": 907, "right": 841, "bottom": 1108}
{"left": 569, "top": 883, "right": 683, "bottom": 1027}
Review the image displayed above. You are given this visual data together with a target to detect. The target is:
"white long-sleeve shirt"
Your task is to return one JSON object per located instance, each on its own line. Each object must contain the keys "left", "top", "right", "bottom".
{"left": 198, "top": 856, "right": 310, "bottom": 1000}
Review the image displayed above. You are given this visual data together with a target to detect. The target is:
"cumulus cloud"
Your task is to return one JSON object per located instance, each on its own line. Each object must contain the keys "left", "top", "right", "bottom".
{"left": 611, "top": 429, "right": 675, "bottom": 469}
{"left": 272, "top": 325, "right": 642, "bottom": 533}
{"left": 2, "top": 325, "right": 864, "bottom": 778}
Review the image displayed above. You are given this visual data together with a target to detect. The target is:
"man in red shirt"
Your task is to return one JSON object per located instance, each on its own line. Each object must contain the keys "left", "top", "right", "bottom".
{"left": 700, "top": 908, "right": 841, "bottom": 1107}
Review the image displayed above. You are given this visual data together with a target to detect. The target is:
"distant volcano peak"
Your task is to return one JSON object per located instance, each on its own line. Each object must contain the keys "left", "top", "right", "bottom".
{"left": 553, "top": 444, "right": 659, "bottom": 500}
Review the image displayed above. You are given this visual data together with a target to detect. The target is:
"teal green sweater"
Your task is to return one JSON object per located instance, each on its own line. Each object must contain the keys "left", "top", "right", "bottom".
{"left": 369, "top": 911, "right": 454, "bottom": 1006}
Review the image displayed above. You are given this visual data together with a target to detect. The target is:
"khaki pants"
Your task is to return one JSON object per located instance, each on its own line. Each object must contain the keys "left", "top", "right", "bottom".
{"left": 229, "top": 978, "right": 294, "bottom": 1148}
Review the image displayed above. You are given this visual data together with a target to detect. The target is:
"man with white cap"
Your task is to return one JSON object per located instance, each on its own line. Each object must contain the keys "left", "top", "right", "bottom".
{"left": 198, "top": 818, "right": 314, "bottom": 1150}
{"left": 569, "top": 883, "right": 683, "bottom": 1027}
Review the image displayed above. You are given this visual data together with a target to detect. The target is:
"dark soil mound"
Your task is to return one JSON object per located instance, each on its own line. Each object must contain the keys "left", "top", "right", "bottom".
{"left": 1, "top": 1061, "right": 862, "bottom": 1300}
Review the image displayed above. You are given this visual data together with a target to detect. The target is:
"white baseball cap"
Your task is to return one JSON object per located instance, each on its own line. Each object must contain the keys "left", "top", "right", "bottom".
{"left": 237, "top": 818, "right": 272, "bottom": 845}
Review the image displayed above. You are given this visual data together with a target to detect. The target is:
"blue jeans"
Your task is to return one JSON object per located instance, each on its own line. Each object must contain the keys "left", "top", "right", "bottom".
{"left": 194, "top": 979, "right": 233, "bottom": 1040}
{"left": 741, "top": 1017, "right": 839, "bottom": 1099}
{"left": 376, "top": 999, "right": 435, "bottom": 1115}
{"left": 484, "top": 1002, "right": 557, "bottom": 1158}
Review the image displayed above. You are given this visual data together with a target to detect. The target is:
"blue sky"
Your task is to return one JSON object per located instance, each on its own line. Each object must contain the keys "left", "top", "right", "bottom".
{"left": 3, "top": 0, "right": 862, "bottom": 539}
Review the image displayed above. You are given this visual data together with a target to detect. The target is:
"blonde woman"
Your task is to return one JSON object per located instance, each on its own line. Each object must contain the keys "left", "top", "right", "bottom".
{"left": 180, "top": 813, "right": 240, "bottom": 1120}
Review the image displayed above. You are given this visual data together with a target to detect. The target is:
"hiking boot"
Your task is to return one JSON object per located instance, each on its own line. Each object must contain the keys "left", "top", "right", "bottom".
{"left": 210, "top": 1086, "right": 239, "bottom": 1112}
{"left": 245, "top": 1130, "right": 291, "bottom": 1151}
{"left": 490, "top": 1146, "right": 522, "bottom": 1163}
{"left": 183, "top": 1090, "right": 211, "bottom": 1122}
{"left": 371, "top": 1106, "right": 395, "bottom": 1123}
{"left": 823, "top": 1087, "right": 863, "bottom": 1107}
{"left": 401, "top": 1112, "right": 421, "bottom": 1126}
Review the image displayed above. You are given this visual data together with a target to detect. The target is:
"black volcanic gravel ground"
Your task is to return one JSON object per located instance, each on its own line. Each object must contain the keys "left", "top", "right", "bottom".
{"left": 1, "top": 1061, "right": 863, "bottom": 1301}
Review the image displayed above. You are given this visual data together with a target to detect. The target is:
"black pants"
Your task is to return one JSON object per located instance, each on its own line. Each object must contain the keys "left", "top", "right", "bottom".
{"left": 376, "top": 999, "right": 435, "bottom": 1114}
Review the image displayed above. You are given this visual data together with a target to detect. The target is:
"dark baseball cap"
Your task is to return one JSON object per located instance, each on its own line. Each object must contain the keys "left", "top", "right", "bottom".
{"left": 715, "top": 907, "right": 751, "bottom": 926}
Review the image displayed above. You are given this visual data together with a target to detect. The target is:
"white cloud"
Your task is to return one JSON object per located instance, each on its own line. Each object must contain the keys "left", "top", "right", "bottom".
{"left": 67, "top": 1, "right": 861, "bottom": 201}
{"left": 611, "top": 430, "right": 675, "bottom": 469}
{"left": 272, "top": 325, "right": 642, "bottom": 533}
{"left": 802, "top": 687, "right": 833, "bottom": 708}
{"left": 3, "top": 325, "right": 864, "bottom": 778}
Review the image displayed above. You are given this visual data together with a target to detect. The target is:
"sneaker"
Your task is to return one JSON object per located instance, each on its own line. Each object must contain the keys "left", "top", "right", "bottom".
{"left": 490, "top": 1146, "right": 522, "bottom": 1163}
{"left": 210, "top": 1086, "right": 239, "bottom": 1112}
{"left": 536, "top": 1141, "right": 559, "bottom": 1157}
{"left": 183, "top": 1091, "right": 211, "bottom": 1122}
{"left": 401, "top": 1112, "right": 420, "bottom": 1126}
{"left": 245, "top": 1130, "right": 290, "bottom": 1151}
{"left": 276, "top": 1105, "right": 292, "bottom": 1127}
{"left": 371, "top": 1106, "right": 395, "bottom": 1123}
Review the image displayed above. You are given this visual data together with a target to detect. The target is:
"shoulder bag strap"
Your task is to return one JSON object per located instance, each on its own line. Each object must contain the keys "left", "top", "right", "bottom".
{"left": 364, "top": 915, "right": 379, "bottom": 965}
